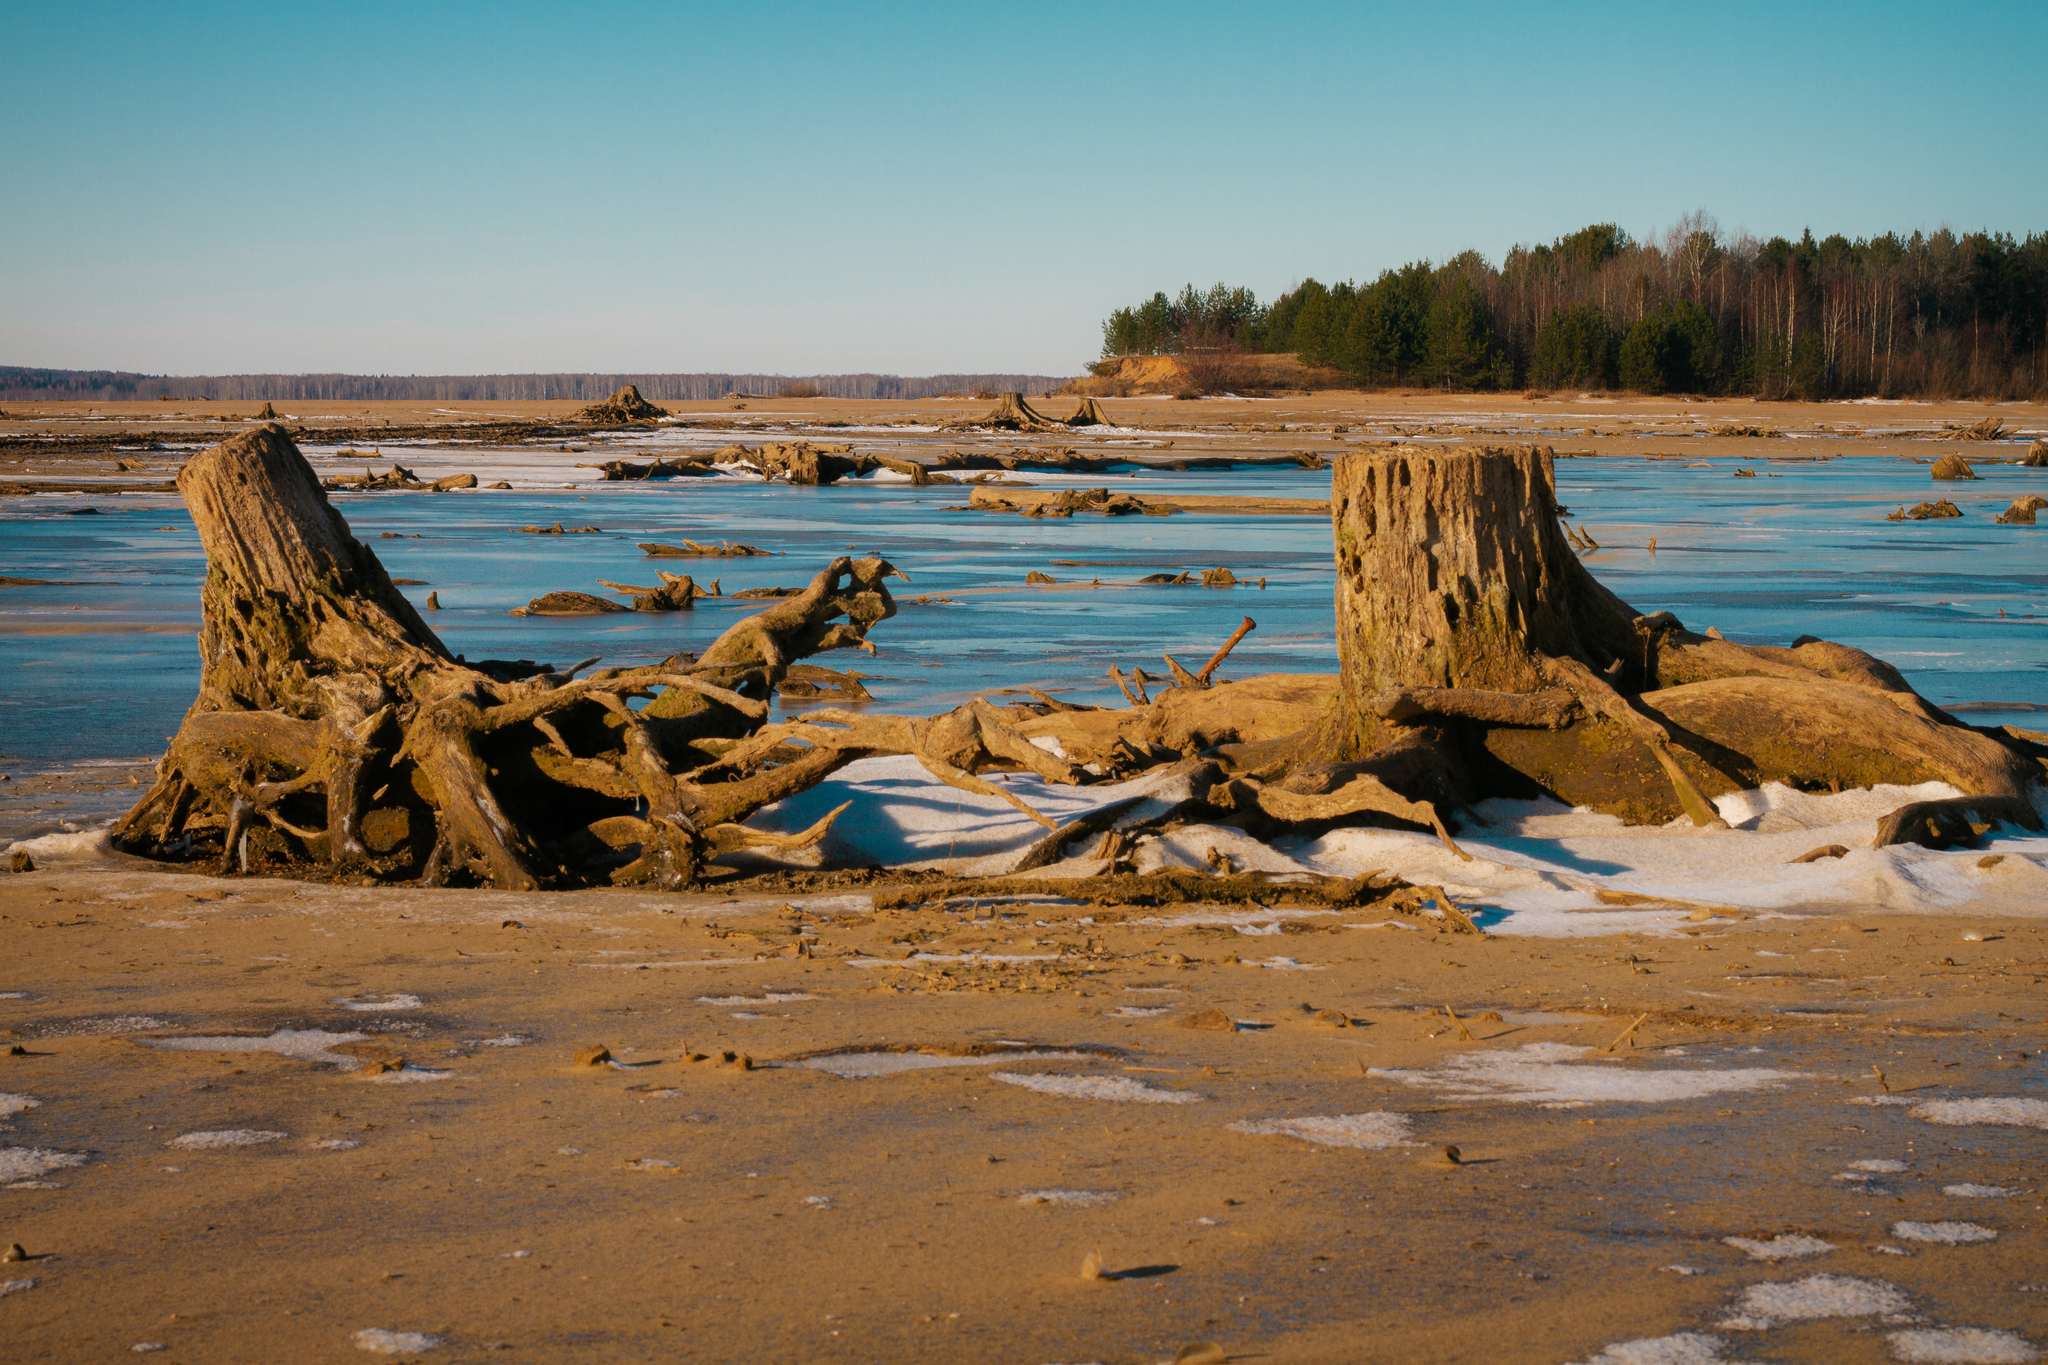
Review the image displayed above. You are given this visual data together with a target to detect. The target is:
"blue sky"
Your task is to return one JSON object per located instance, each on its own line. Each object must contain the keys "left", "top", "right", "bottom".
{"left": 4, "top": 0, "right": 2043, "bottom": 378}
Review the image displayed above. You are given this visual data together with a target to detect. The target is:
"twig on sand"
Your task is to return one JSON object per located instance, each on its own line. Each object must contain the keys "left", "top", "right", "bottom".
{"left": 1599, "top": 1012, "right": 1651, "bottom": 1053}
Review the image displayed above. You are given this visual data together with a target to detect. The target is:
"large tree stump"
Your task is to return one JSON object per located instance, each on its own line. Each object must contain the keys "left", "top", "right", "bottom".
{"left": 112, "top": 424, "right": 1094, "bottom": 889}
{"left": 1305, "top": 445, "right": 2042, "bottom": 829}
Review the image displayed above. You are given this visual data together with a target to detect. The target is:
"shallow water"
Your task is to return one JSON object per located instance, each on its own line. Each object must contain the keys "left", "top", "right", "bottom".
{"left": 3, "top": 450, "right": 2044, "bottom": 784}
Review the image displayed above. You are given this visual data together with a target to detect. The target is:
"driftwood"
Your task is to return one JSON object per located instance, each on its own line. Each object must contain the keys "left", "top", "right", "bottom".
{"left": 580, "top": 457, "right": 716, "bottom": 480}
{"left": 322, "top": 464, "right": 478, "bottom": 493}
{"left": 640, "top": 540, "right": 768, "bottom": 557}
{"left": 1887, "top": 501, "right": 1962, "bottom": 521}
{"left": 1940, "top": 416, "right": 2007, "bottom": 442}
{"left": 598, "top": 571, "right": 716, "bottom": 611}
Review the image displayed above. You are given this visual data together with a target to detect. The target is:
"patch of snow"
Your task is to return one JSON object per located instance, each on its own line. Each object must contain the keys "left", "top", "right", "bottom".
{"left": 991, "top": 1072, "right": 1201, "bottom": 1104}
{"left": 1724, "top": 1233, "right": 1835, "bottom": 1261}
{"left": 1565, "top": 1333, "right": 1753, "bottom": 1365}
{"left": 1912, "top": 1098, "right": 2048, "bottom": 1130}
{"left": 0, "top": 1147, "right": 87, "bottom": 1181}
{"left": 1943, "top": 1184, "right": 2017, "bottom": 1198}
{"left": 1372, "top": 1042, "right": 1800, "bottom": 1105}
{"left": 1719, "top": 1273, "right": 1911, "bottom": 1328}
{"left": 1888, "top": 1327, "right": 2041, "bottom": 1363}
{"left": 696, "top": 993, "right": 814, "bottom": 1005}
{"left": 1891, "top": 1221, "right": 1998, "bottom": 1244}
{"left": 0, "top": 1094, "right": 40, "bottom": 1119}
{"left": 352, "top": 1328, "right": 443, "bottom": 1354}
{"left": 168, "top": 1130, "right": 288, "bottom": 1149}
{"left": 795, "top": 1049, "right": 1088, "bottom": 1079}
{"left": 1229, "top": 1112, "right": 1416, "bottom": 1149}
{"left": 1016, "top": 1189, "right": 1120, "bottom": 1207}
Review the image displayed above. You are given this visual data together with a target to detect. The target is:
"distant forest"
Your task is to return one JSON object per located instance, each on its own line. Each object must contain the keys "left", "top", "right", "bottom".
{"left": 1099, "top": 216, "right": 2048, "bottom": 398}
{"left": 0, "top": 370, "right": 1069, "bottom": 404}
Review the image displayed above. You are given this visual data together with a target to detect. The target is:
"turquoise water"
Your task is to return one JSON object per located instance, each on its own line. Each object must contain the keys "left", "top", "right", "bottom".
{"left": 2, "top": 455, "right": 2044, "bottom": 772}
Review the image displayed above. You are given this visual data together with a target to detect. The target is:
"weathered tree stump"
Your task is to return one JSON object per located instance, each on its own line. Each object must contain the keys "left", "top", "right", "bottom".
{"left": 113, "top": 424, "right": 1092, "bottom": 888}
{"left": 1303, "top": 445, "right": 2042, "bottom": 829}
{"left": 948, "top": 392, "right": 1067, "bottom": 432}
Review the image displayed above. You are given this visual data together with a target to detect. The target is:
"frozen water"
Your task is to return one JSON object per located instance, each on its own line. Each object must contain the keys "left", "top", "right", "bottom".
{"left": 146, "top": 1029, "right": 368, "bottom": 1069}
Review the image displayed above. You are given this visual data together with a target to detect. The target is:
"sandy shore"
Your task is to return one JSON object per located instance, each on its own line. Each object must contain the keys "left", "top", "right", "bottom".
{"left": 2, "top": 851, "right": 2042, "bottom": 1364}
{"left": 4, "top": 391, "right": 2044, "bottom": 476}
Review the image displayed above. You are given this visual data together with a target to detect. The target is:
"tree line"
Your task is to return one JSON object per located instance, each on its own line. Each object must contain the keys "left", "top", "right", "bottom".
{"left": 0, "top": 370, "right": 1069, "bottom": 404}
{"left": 1098, "top": 215, "right": 2048, "bottom": 398}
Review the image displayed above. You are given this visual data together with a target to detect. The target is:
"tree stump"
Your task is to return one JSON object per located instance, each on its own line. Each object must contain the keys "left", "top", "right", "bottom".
{"left": 1311, "top": 445, "right": 2041, "bottom": 829}
{"left": 114, "top": 425, "right": 1099, "bottom": 888}
{"left": 949, "top": 392, "right": 1066, "bottom": 432}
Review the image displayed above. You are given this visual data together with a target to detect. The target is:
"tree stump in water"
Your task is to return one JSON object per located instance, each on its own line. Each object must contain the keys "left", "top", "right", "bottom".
{"left": 1306, "top": 445, "right": 2043, "bottom": 831}
{"left": 113, "top": 425, "right": 1091, "bottom": 888}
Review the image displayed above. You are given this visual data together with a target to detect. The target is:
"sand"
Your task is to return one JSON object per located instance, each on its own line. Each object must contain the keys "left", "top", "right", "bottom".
{"left": 1, "top": 853, "right": 2042, "bottom": 1363}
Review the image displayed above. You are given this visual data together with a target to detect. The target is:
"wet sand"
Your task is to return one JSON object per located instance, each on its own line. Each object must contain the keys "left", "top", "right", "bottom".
{"left": 2, "top": 853, "right": 2042, "bottom": 1364}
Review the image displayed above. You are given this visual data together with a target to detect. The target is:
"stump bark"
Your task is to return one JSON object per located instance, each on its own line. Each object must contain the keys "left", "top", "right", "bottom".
{"left": 1306, "top": 445, "right": 2043, "bottom": 829}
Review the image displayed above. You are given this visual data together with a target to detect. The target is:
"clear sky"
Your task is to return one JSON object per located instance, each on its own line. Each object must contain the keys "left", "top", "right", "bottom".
{"left": 4, "top": 0, "right": 2043, "bottom": 378}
